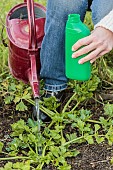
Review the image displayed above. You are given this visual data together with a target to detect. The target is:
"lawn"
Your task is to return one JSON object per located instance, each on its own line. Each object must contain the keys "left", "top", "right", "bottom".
{"left": 1, "top": 0, "right": 113, "bottom": 170}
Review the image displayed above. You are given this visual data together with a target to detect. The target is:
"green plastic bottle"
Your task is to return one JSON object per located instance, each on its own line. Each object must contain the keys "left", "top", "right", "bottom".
{"left": 65, "top": 14, "right": 91, "bottom": 81}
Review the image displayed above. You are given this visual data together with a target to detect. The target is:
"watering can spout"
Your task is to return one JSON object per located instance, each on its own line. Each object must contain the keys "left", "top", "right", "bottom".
{"left": 27, "top": 53, "right": 40, "bottom": 98}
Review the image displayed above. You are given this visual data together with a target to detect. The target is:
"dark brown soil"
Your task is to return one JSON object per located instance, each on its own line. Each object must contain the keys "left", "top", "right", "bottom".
{"left": 0, "top": 100, "right": 113, "bottom": 170}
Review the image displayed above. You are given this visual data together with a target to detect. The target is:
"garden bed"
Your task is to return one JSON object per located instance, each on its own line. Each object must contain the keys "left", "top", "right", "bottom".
{"left": 0, "top": 94, "right": 113, "bottom": 170}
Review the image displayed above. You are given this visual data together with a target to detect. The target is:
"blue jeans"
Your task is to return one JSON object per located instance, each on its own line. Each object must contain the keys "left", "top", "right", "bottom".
{"left": 40, "top": 0, "right": 113, "bottom": 92}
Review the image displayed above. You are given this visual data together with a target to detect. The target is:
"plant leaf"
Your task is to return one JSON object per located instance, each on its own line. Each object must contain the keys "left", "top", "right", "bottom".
{"left": 16, "top": 101, "right": 27, "bottom": 111}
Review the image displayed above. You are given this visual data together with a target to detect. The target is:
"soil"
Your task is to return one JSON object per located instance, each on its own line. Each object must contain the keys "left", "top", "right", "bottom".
{"left": 0, "top": 98, "right": 113, "bottom": 170}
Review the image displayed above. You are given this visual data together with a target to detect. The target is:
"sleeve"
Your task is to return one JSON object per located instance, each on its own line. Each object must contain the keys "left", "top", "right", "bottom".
{"left": 94, "top": 9, "right": 113, "bottom": 33}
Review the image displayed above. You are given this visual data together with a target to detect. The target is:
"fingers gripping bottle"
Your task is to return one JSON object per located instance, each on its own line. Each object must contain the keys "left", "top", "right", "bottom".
{"left": 65, "top": 14, "right": 91, "bottom": 81}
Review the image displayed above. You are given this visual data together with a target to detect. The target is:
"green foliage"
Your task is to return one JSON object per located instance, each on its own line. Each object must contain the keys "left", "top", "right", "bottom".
{"left": 0, "top": 161, "right": 31, "bottom": 170}
{"left": 41, "top": 96, "right": 60, "bottom": 111}
{"left": 0, "top": 63, "right": 106, "bottom": 170}
{"left": 0, "top": 74, "right": 32, "bottom": 111}
{"left": 104, "top": 103, "right": 113, "bottom": 118}
{"left": 1, "top": 98, "right": 113, "bottom": 169}
{"left": 1, "top": 118, "right": 80, "bottom": 169}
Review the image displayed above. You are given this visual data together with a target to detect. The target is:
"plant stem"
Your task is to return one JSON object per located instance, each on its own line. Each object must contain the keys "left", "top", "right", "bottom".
{"left": 26, "top": 98, "right": 55, "bottom": 117}
{"left": 48, "top": 121, "right": 54, "bottom": 129}
{"left": 38, "top": 145, "right": 48, "bottom": 169}
{"left": 0, "top": 151, "right": 8, "bottom": 155}
{"left": 26, "top": 99, "right": 55, "bottom": 119}
{"left": 40, "top": 105, "right": 56, "bottom": 117}
{"left": 0, "top": 71, "right": 8, "bottom": 77}
{"left": 0, "top": 156, "right": 29, "bottom": 161}
{"left": 70, "top": 101, "right": 80, "bottom": 112}
{"left": 63, "top": 134, "right": 105, "bottom": 147}
{"left": 62, "top": 92, "right": 76, "bottom": 113}
{"left": 35, "top": 142, "right": 38, "bottom": 155}
{"left": 92, "top": 97, "right": 104, "bottom": 105}
{"left": 87, "top": 119, "right": 102, "bottom": 124}
{"left": 103, "top": 79, "right": 113, "bottom": 86}
{"left": 62, "top": 136, "right": 83, "bottom": 146}
{"left": 25, "top": 99, "right": 34, "bottom": 105}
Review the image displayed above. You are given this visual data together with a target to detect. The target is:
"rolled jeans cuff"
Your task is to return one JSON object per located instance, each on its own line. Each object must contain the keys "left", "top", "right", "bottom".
{"left": 44, "top": 83, "right": 67, "bottom": 92}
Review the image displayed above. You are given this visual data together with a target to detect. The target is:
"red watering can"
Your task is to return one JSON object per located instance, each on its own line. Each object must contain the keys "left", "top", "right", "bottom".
{"left": 6, "top": 0, "right": 46, "bottom": 98}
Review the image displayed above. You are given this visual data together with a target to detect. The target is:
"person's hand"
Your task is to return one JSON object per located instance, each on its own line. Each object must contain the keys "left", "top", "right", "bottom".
{"left": 72, "top": 27, "right": 113, "bottom": 64}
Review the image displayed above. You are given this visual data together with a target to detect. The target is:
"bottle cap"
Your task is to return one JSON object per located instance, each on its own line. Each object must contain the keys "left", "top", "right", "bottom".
{"left": 68, "top": 14, "right": 80, "bottom": 22}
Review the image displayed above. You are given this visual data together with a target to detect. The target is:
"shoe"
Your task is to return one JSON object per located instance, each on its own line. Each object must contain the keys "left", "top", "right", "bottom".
{"left": 32, "top": 90, "right": 66, "bottom": 122}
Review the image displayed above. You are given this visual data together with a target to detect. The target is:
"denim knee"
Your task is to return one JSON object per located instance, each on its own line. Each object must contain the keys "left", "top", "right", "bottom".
{"left": 46, "top": 0, "right": 88, "bottom": 22}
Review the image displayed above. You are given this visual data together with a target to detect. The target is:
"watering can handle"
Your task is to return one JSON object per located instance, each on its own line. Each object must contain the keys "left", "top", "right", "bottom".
{"left": 27, "top": 0, "right": 37, "bottom": 49}
{"left": 26, "top": 0, "right": 39, "bottom": 98}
